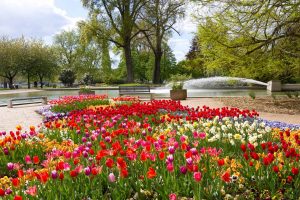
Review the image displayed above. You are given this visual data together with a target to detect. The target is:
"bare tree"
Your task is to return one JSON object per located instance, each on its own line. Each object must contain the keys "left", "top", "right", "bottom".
{"left": 140, "top": 0, "right": 185, "bottom": 84}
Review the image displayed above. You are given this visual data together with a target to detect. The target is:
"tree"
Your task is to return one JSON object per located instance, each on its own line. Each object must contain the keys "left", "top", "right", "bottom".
{"left": 78, "top": 14, "right": 112, "bottom": 82}
{"left": 186, "top": 0, "right": 300, "bottom": 82}
{"left": 0, "top": 37, "right": 24, "bottom": 89}
{"left": 55, "top": 30, "right": 103, "bottom": 81}
{"left": 21, "top": 39, "right": 44, "bottom": 89}
{"left": 34, "top": 46, "right": 58, "bottom": 88}
{"left": 195, "top": 0, "right": 300, "bottom": 56}
{"left": 82, "top": 73, "right": 94, "bottom": 85}
{"left": 54, "top": 30, "right": 81, "bottom": 72}
{"left": 59, "top": 69, "right": 76, "bottom": 87}
{"left": 82, "top": 0, "right": 146, "bottom": 83}
{"left": 186, "top": 36, "right": 200, "bottom": 60}
{"left": 140, "top": 0, "right": 185, "bottom": 84}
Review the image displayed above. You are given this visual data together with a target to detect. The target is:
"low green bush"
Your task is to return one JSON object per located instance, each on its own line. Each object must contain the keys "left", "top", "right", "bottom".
{"left": 248, "top": 91, "right": 256, "bottom": 99}
{"left": 51, "top": 99, "right": 109, "bottom": 113}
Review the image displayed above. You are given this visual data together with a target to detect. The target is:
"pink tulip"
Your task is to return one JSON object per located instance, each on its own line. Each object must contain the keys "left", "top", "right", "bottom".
{"left": 193, "top": 172, "right": 202, "bottom": 182}
{"left": 108, "top": 173, "right": 116, "bottom": 182}
{"left": 25, "top": 155, "right": 32, "bottom": 164}
{"left": 169, "top": 193, "right": 177, "bottom": 200}
{"left": 167, "top": 163, "right": 174, "bottom": 172}
{"left": 25, "top": 185, "right": 37, "bottom": 196}
{"left": 199, "top": 132, "right": 206, "bottom": 139}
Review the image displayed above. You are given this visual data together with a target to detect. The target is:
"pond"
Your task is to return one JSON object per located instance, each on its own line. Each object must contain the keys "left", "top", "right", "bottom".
{"left": 0, "top": 88, "right": 283, "bottom": 106}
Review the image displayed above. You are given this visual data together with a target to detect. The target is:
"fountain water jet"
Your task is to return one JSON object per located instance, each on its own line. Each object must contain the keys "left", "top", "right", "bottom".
{"left": 164, "top": 76, "right": 267, "bottom": 89}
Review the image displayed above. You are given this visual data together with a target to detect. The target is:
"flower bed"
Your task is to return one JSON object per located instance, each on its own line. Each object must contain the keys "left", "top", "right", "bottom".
{"left": 49, "top": 95, "right": 109, "bottom": 114}
{"left": 1, "top": 98, "right": 300, "bottom": 199}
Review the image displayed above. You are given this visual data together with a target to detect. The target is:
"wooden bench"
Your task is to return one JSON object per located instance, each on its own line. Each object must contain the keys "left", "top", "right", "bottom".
{"left": 119, "top": 86, "right": 154, "bottom": 100}
{"left": 7, "top": 96, "right": 47, "bottom": 108}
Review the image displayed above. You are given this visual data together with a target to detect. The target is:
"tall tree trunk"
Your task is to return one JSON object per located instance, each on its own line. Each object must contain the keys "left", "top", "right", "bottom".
{"left": 153, "top": 52, "right": 162, "bottom": 84}
{"left": 8, "top": 77, "right": 13, "bottom": 89}
{"left": 3, "top": 80, "right": 7, "bottom": 88}
{"left": 39, "top": 76, "right": 43, "bottom": 88}
{"left": 27, "top": 72, "right": 30, "bottom": 89}
{"left": 124, "top": 41, "right": 134, "bottom": 83}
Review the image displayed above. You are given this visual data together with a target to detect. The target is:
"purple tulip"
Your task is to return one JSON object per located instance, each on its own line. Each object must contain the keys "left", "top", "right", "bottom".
{"left": 168, "top": 146, "right": 175, "bottom": 154}
{"left": 180, "top": 166, "right": 187, "bottom": 174}
{"left": 51, "top": 170, "right": 58, "bottom": 179}
{"left": 84, "top": 167, "right": 91, "bottom": 176}
{"left": 167, "top": 154, "right": 174, "bottom": 163}
{"left": 7, "top": 162, "right": 14, "bottom": 170}
{"left": 186, "top": 157, "right": 193, "bottom": 165}
{"left": 82, "top": 137, "right": 87, "bottom": 143}
{"left": 5, "top": 188, "right": 12, "bottom": 195}
{"left": 3, "top": 147, "right": 9, "bottom": 155}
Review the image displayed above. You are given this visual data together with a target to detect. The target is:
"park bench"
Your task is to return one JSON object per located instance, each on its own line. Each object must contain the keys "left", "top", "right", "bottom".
{"left": 119, "top": 86, "right": 154, "bottom": 100}
{"left": 7, "top": 96, "right": 47, "bottom": 108}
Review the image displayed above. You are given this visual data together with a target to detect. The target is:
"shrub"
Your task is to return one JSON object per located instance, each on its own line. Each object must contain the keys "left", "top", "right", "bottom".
{"left": 248, "top": 91, "right": 256, "bottom": 99}
{"left": 59, "top": 69, "right": 76, "bottom": 87}
{"left": 285, "top": 91, "right": 293, "bottom": 98}
{"left": 82, "top": 73, "right": 94, "bottom": 85}
{"left": 169, "top": 74, "right": 191, "bottom": 90}
{"left": 79, "top": 87, "right": 92, "bottom": 93}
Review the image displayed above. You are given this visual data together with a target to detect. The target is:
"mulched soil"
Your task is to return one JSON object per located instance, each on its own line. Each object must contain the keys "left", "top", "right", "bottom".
{"left": 219, "top": 96, "right": 300, "bottom": 115}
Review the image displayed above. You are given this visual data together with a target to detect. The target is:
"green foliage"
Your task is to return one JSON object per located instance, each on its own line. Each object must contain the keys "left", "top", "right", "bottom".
{"left": 0, "top": 37, "right": 57, "bottom": 88}
{"left": 285, "top": 91, "right": 293, "bottom": 99}
{"left": 176, "top": 1, "right": 299, "bottom": 83}
{"left": 248, "top": 91, "right": 256, "bottom": 100}
{"left": 59, "top": 69, "right": 76, "bottom": 87}
{"left": 172, "top": 82, "right": 184, "bottom": 90}
{"left": 0, "top": 37, "right": 25, "bottom": 88}
{"left": 170, "top": 74, "right": 191, "bottom": 90}
{"left": 82, "top": 73, "right": 94, "bottom": 85}
{"left": 79, "top": 86, "right": 92, "bottom": 93}
{"left": 51, "top": 99, "right": 109, "bottom": 113}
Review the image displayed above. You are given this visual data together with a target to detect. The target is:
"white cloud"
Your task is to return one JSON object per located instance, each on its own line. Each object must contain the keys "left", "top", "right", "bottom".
{"left": 0, "top": 0, "right": 81, "bottom": 41}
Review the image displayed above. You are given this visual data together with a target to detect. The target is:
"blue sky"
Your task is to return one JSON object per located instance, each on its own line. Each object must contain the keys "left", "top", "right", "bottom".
{"left": 0, "top": 0, "right": 198, "bottom": 62}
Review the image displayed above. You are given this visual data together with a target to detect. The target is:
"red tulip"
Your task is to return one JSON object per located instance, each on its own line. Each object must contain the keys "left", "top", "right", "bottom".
{"left": 221, "top": 171, "right": 231, "bottom": 183}
{"left": 273, "top": 166, "right": 279, "bottom": 173}
{"left": 250, "top": 152, "right": 259, "bottom": 160}
{"left": 33, "top": 156, "right": 39, "bottom": 164}
{"left": 70, "top": 170, "right": 78, "bottom": 178}
{"left": 105, "top": 158, "right": 114, "bottom": 168}
{"left": 0, "top": 189, "right": 5, "bottom": 196}
{"left": 217, "top": 159, "right": 225, "bottom": 166}
{"left": 147, "top": 167, "right": 156, "bottom": 179}
{"left": 14, "top": 195, "right": 22, "bottom": 200}
{"left": 240, "top": 144, "right": 247, "bottom": 152}
{"left": 12, "top": 178, "right": 20, "bottom": 187}
{"left": 292, "top": 167, "right": 299, "bottom": 176}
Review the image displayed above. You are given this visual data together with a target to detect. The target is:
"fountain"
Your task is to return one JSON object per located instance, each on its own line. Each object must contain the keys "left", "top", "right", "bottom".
{"left": 149, "top": 76, "right": 271, "bottom": 98}
{"left": 164, "top": 76, "right": 267, "bottom": 89}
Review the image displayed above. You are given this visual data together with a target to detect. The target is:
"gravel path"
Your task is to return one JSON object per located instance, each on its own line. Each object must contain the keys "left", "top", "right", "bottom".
{"left": 0, "top": 104, "right": 43, "bottom": 132}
